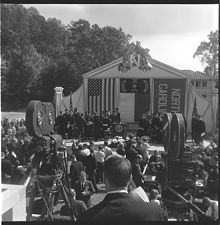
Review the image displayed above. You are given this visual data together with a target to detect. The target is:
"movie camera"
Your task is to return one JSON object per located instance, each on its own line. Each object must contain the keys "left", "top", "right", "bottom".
{"left": 160, "top": 113, "right": 212, "bottom": 221}
{"left": 162, "top": 113, "right": 196, "bottom": 189}
{"left": 25, "top": 100, "right": 76, "bottom": 221}
{"left": 161, "top": 113, "right": 195, "bottom": 219}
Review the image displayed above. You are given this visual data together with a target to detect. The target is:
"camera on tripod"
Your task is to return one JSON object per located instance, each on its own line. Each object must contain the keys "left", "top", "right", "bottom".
{"left": 25, "top": 101, "right": 77, "bottom": 221}
{"left": 161, "top": 113, "right": 196, "bottom": 188}
{"left": 26, "top": 101, "right": 65, "bottom": 176}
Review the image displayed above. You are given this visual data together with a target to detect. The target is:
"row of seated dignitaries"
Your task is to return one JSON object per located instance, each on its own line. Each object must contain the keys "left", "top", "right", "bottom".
{"left": 77, "top": 155, "right": 163, "bottom": 221}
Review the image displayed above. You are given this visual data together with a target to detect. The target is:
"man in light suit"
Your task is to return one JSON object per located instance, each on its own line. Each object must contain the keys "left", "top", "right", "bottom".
{"left": 74, "top": 171, "right": 95, "bottom": 209}
{"left": 78, "top": 155, "right": 163, "bottom": 221}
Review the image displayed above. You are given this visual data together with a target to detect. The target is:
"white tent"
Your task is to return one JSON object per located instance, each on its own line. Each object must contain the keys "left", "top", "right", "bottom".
{"left": 60, "top": 56, "right": 218, "bottom": 134}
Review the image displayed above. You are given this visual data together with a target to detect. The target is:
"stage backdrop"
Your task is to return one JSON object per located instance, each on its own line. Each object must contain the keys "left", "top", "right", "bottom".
{"left": 153, "top": 78, "right": 187, "bottom": 114}
{"left": 119, "top": 79, "right": 150, "bottom": 122}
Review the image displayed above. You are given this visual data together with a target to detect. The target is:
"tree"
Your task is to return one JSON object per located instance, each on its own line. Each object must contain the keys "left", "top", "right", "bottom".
{"left": 193, "top": 30, "right": 219, "bottom": 78}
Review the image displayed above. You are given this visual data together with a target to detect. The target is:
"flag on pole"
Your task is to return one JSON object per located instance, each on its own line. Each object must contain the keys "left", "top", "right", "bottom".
{"left": 88, "top": 78, "right": 117, "bottom": 114}
{"left": 69, "top": 91, "right": 73, "bottom": 113}
{"left": 192, "top": 97, "right": 198, "bottom": 115}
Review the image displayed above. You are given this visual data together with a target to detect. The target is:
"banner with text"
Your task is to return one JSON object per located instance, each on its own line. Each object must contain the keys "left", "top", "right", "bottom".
{"left": 153, "top": 79, "right": 186, "bottom": 113}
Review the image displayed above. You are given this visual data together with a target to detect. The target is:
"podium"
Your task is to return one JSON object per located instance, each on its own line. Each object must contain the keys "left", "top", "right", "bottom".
{"left": 113, "top": 123, "right": 126, "bottom": 138}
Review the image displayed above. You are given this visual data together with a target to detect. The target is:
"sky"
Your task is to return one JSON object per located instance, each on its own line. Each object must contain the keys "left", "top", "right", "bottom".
{"left": 23, "top": 4, "right": 219, "bottom": 72}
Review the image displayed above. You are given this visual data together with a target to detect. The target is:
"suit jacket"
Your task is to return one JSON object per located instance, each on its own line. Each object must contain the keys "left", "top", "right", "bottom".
{"left": 70, "top": 161, "right": 83, "bottom": 187}
{"left": 78, "top": 192, "right": 163, "bottom": 221}
{"left": 132, "top": 160, "right": 145, "bottom": 187}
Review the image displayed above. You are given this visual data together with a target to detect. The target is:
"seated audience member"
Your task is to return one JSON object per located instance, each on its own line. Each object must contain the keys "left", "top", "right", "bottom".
{"left": 202, "top": 197, "right": 218, "bottom": 221}
{"left": 74, "top": 171, "right": 95, "bottom": 208}
{"left": 60, "top": 188, "right": 87, "bottom": 219}
{"left": 78, "top": 155, "right": 163, "bottom": 221}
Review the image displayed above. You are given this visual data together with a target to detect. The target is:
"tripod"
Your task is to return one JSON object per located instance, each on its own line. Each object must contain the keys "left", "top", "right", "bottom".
{"left": 26, "top": 151, "right": 77, "bottom": 221}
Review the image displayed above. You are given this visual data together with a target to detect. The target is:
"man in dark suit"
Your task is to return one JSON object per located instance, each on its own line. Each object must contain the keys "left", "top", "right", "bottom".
{"left": 78, "top": 155, "right": 163, "bottom": 221}
{"left": 74, "top": 171, "right": 95, "bottom": 208}
{"left": 70, "top": 155, "right": 83, "bottom": 188}
{"left": 132, "top": 154, "right": 146, "bottom": 188}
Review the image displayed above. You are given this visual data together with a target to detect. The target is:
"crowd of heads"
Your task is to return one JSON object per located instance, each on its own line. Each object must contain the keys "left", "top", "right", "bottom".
{"left": 191, "top": 141, "right": 219, "bottom": 200}
{"left": 1, "top": 117, "right": 32, "bottom": 184}
{"left": 1, "top": 114, "right": 219, "bottom": 221}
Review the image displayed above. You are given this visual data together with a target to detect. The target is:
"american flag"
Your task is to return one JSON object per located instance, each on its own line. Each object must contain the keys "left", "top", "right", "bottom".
{"left": 88, "top": 78, "right": 117, "bottom": 114}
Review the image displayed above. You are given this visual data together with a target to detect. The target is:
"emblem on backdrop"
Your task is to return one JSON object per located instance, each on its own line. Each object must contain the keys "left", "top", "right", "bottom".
{"left": 118, "top": 51, "right": 152, "bottom": 73}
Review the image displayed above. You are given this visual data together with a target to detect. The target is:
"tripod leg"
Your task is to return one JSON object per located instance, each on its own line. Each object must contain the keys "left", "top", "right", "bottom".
{"left": 59, "top": 180, "right": 77, "bottom": 221}
{"left": 26, "top": 183, "right": 37, "bottom": 221}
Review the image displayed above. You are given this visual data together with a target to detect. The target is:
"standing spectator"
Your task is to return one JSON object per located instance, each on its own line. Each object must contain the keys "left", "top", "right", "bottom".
{"left": 141, "top": 137, "right": 150, "bottom": 163}
{"left": 103, "top": 140, "right": 113, "bottom": 159}
{"left": 135, "top": 140, "right": 148, "bottom": 171}
{"left": 191, "top": 114, "right": 198, "bottom": 143}
{"left": 70, "top": 155, "right": 83, "bottom": 188}
{"left": 151, "top": 113, "right": 162, "bottom": 144}
{"left": 74, "top": 171, "right": 95, "bottom": 208}
{"left": 194, "top": 115, "right": 206, "bottom": 145}
{"left": 84, "top": 149, "right": 99, "bottom": 192}
{"left": 132, "top": 154, "right": 146, "bottom": 188}
{"left": 94, "top": 145, "right": 105, "bottom": 183}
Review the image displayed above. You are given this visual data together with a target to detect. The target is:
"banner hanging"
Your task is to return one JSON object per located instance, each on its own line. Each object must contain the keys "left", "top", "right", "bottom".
{"left": 153, "top": 79, "right": 186, "bottom": 113}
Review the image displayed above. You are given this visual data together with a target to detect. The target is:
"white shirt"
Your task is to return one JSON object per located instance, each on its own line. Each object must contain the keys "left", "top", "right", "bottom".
{"left": 95, "top": 150, "right": 105, "bottom": 163}
{"left": 103, "top": 146, "right": 113, "bottom": 158}
{"left": 81, "top": 148, "right": 91, "bottom": 156}
{"left": 206, "top": 200, "right": 218, "bottom": 220}
{"left": 106, "top": 190, "right": 128, "bottom": 195}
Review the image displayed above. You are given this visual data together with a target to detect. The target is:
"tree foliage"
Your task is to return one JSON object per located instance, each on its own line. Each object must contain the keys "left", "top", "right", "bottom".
{"left": 193, "top": 30, "right": 219, "bottom": 78}
{"left": 1, "top": 4, "right": 148, "bottom": 110}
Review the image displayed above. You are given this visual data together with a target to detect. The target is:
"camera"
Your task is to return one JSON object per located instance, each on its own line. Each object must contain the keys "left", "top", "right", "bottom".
{"left": 161, "top": 113, "right": 197, "bottom": 199}
{"left": 26, "top": 101, "right": 65, "bottom": 176}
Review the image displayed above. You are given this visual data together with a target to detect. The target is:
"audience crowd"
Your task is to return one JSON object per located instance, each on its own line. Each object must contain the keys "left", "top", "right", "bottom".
{"left": 1, "top": 115, "right": 219, "bottom": 221}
